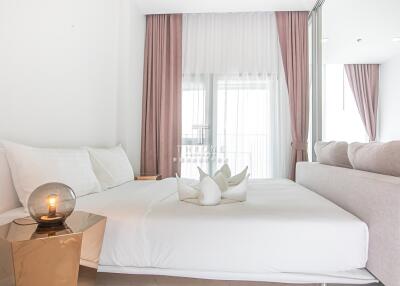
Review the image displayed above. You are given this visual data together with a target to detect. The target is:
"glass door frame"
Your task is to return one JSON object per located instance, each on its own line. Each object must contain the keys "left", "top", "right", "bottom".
{"left": 309, "top": 0, "right": 324, "bottom": 161}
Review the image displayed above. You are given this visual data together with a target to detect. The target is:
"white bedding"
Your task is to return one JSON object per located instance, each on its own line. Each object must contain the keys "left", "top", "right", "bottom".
{"left": 0, "top": 179, "right": 376, "bottom": 284}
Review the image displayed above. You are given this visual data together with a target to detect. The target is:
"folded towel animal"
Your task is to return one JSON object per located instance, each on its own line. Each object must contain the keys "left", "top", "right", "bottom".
{"left": 176, "top": 176, "right": 199, "bottom": 200}
{"left": 199, "top": 164, "right": 248, "bottom": 186}
{"left": 177, "top": 164, "right": 249, "bottom": 206}
{"left": 222, "top": 174, "right": 249, "bottom": 202}
{"left": 198, "top": 176, "right": 222, "bottom": 206}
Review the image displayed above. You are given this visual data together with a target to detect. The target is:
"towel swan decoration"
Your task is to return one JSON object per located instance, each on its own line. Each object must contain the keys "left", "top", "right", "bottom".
{"left": 177, "top": 164, "right": 249, "bottom": 206}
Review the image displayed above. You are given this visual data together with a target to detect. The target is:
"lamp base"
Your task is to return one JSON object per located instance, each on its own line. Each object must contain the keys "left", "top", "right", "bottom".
{"left": 36, "top": 222, "right": 67, "bottom": 230}
{"left": 31, "top": 223, "right": 72, "bottom": 239}
{"left": 38, "top": 213, "right": 65, "bottom": 226}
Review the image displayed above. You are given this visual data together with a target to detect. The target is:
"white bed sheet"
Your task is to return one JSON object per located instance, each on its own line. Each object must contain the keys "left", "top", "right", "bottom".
{"left": 0, "top": 179, "right": 376, "bottom": 284}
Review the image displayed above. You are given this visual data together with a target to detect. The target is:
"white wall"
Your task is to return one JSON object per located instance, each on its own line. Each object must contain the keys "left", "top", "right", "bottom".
{"left": 116, "top": 0, "right": 145, "bottom": 174}
{"left": 378, "top": 53, "right": 400, "bottom": 141}
{"left": 135, "top": 0, "right": 315, "bottom": 14}
{"left": 0, "top": 0, "right": 145, "bottom": 172}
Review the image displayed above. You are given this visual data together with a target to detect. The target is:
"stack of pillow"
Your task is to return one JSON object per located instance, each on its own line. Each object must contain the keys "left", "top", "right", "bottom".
{"left": 314, "top": 141, "right": 400, "bottom": 177}
{"left": 1, "top": 141, "right": 135, "bottom": 210}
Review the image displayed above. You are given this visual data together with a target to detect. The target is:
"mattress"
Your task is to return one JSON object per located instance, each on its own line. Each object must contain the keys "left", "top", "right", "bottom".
{"left": 0, "top": 179, "right": 375, "bottom": 284}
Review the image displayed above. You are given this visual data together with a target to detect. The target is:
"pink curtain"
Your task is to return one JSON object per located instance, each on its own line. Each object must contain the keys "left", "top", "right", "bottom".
{"left": 141, "top": 14, "right": 182, "bottom": 178}
{"left": 344, "top": 64, "right": 379, "bottom": 141}
{"left": 275, "top": 11, "right": 309, "bottom": 180}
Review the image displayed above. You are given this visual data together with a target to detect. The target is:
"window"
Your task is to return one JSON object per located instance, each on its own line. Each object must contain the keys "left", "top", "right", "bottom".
{"left": 181, "top": 75, "right": 211, "bottom": 178}
{"left": 181, "top": 74, "right": 291, "bottom": 179}
{"left": 215, "top": 76, "right": 271, "bottom": 178}
{"left": 181, "top": 13, "right": 291, "bottom": 179}
{"left": 322, "top": 64, "right": 368, "bottom": 143}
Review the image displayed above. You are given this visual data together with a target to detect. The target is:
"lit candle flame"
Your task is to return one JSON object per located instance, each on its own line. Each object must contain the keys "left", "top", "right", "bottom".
{"left": 48, "top": 196, "right": 56, "bottom": 207}
{"left": 47, "top": 194, "right": 58, "bottom": 217}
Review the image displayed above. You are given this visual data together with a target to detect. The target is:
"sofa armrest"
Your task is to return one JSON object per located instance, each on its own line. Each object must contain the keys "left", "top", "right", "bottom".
{"left": 296, "top": 162, "right": 400, "bottom": 286}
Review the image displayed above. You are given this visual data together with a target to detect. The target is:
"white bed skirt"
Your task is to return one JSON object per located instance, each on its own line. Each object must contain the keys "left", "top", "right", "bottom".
{"left": 98, "top": 266, "right": 377, "bottom": 284}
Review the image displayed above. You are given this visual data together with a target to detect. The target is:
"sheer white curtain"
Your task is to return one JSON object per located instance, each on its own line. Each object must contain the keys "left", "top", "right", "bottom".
{"left": 181, "top": 12, "right": 291, "bottom": 178}
{"left": 322, "top": 64, "right": 369, "bottom": 143}
{"left": 181, "top": 75, "right": 212, "bottom": 178}
{"left": 183, "top": 13, "right": 280, "bottom": 75}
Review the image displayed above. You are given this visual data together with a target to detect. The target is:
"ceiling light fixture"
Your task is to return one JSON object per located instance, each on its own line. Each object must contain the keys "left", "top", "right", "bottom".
{"left": 393, "top": 37, "right": 400, "bottom": 43}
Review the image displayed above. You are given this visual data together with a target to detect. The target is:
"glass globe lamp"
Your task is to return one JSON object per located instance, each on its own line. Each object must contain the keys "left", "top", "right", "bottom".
{"left": 27, "top": 182, "right": 76, "bottom": 227}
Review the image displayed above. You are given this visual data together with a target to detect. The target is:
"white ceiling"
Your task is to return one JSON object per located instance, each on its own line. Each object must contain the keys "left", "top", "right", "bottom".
{"left": 323, "top": 0, "right": 400, "bottom": 64}
{"left": 134, "top": 0, "right": 316, "bottom": 15}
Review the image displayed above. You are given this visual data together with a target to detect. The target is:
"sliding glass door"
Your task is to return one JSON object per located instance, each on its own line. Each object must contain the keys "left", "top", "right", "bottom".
{"left": 308, "top": 2, "right": 324, "bottom": 161}
{"left": 181, "top": 75, "right": 212, "bottom": 178}
{"left": 181, "top": 73, "right": 290, "bottom": 179}
{"left": 215, "top": 75, "right": 272, "bottom": 178}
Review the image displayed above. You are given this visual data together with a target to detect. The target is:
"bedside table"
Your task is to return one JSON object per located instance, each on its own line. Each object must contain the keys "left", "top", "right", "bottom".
{"left": 135, "top": 174, "right": 161, "bottom": 180}
{"left": 0, "top": 211, "right": 106, "bottom": 286}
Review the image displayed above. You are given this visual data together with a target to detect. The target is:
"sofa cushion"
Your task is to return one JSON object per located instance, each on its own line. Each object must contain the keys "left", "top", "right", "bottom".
{"left": 314, "top": 141, "right": 352, "bottom": 168}
{"left": 348, "top": 141, "right": 400, "bottom": 177}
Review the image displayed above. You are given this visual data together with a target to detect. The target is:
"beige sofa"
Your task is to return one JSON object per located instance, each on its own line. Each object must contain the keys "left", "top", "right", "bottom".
{"left": 296, "top": 162, "right": 400, "bottom": 286}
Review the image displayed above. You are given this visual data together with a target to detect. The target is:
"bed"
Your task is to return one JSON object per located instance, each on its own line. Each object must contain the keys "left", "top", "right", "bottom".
{"left": 0, "top": 177, "right": 377, "bottom": 284}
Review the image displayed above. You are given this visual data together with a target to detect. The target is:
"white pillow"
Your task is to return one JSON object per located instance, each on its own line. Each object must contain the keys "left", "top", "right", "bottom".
{"left": 2, "top": 141, "right": 101, "bottom": 207}
{"left": 0, "top": 148, "right": 21, "bottom": 214}
{"left": 87, "top": 145, "right": 134, "bottom": 190}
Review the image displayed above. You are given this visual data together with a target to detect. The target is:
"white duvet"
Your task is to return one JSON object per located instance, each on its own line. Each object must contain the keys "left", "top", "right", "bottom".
{"left": 0, "top": 178, "right": 371, "bottom": 283}
{"left": 77, "top": 179, "right": 368, "bottom": 275}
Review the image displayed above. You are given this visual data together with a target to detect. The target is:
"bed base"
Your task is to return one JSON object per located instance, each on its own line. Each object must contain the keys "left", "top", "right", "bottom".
{"left": 90, "top": 271, "right": 376, "bottom": 286}
{"left": 97, "top": 265, "right": 377, "bottom": 285}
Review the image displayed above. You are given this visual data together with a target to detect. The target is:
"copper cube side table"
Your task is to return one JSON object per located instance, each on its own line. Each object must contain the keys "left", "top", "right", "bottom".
{"left": 0, "top": 211, "right": 106, "bottom": 286}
